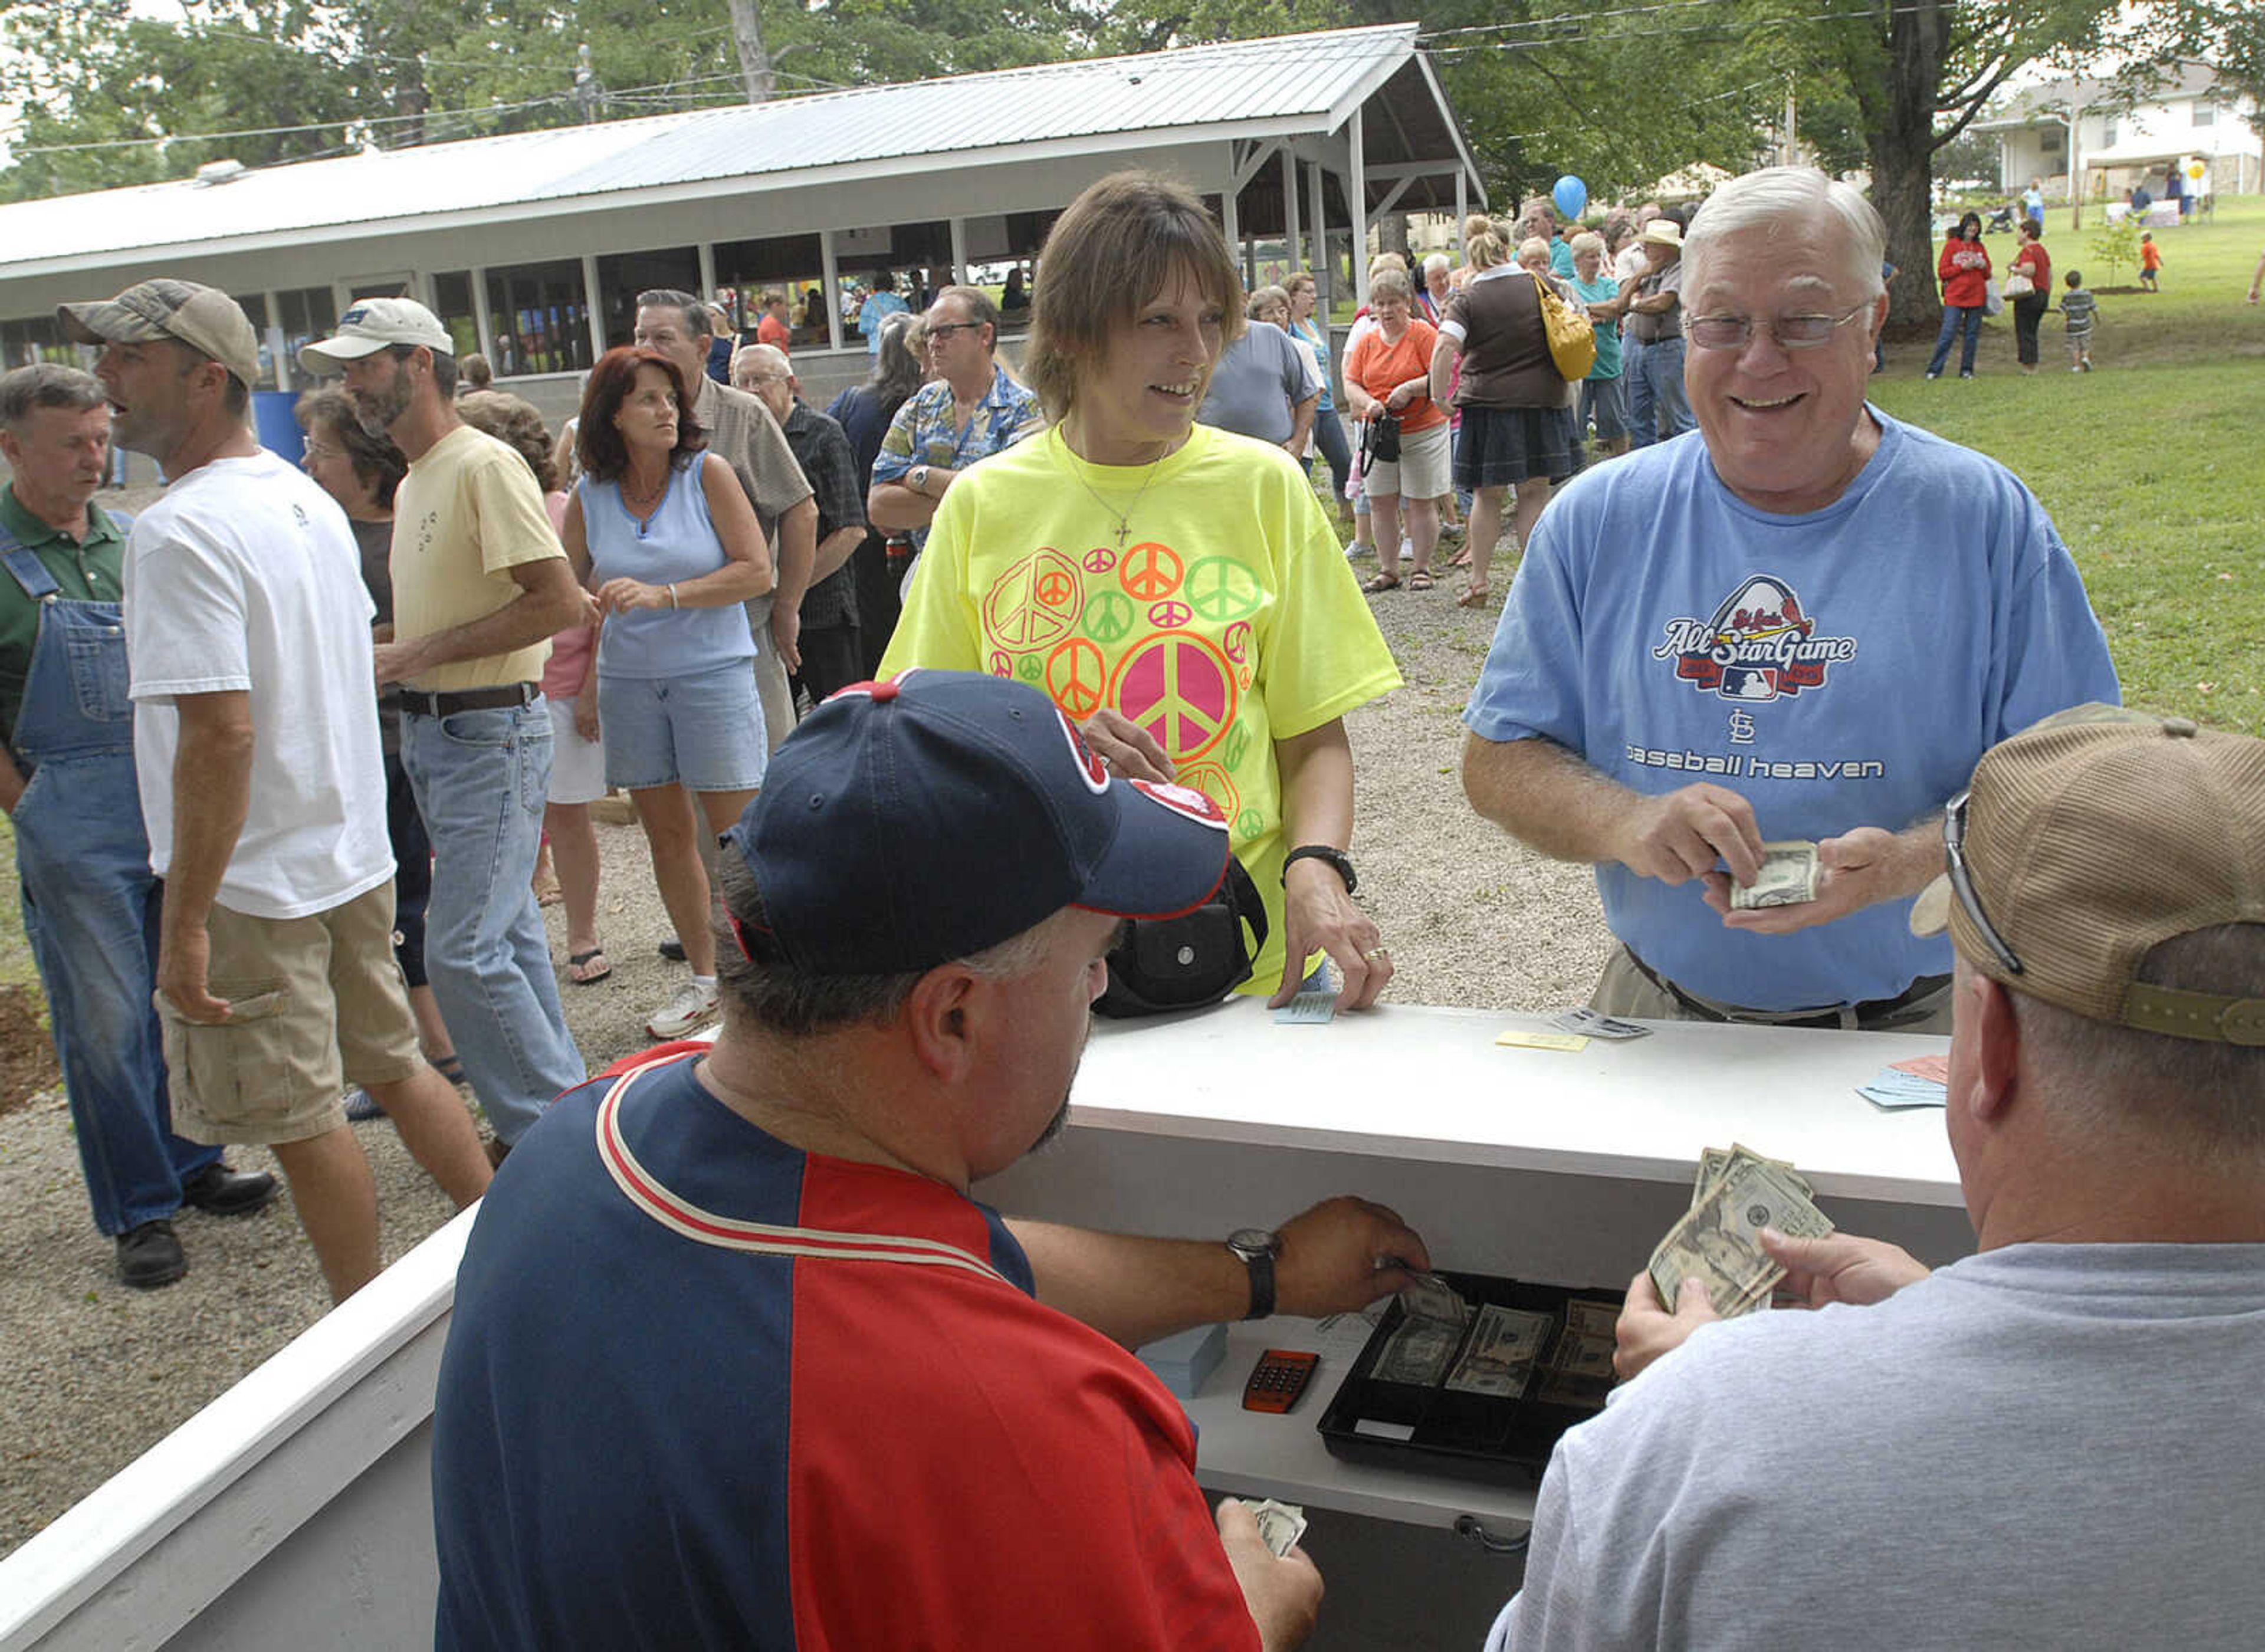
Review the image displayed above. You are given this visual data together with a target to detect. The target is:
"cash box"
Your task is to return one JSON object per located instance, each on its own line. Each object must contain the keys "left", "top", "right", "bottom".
{"left": 1315, "top": 1270, "right": 1625, "bottom": 1484}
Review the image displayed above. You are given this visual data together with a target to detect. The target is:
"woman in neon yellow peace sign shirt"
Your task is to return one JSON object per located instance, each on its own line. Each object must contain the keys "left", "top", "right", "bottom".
{"left": 883, "top": 172, "right": 1403, "bottom": 1010}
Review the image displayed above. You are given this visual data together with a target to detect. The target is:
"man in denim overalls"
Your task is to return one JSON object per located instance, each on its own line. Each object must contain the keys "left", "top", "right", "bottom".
{"left": 0, "top": 364, "right": 275, "bottom": 1288}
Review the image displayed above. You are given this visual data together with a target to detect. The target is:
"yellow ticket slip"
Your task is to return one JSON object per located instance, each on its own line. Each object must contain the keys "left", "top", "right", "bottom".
{"left": 1494, "top": 1028, "right": 1591, "bottom": 1053}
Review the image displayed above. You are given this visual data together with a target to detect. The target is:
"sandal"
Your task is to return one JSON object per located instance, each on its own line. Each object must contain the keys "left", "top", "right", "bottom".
{"left": 1361, "top": 572, "right": 1401, "bottom": 594}
{"left": 1406, "top": 570, "right": 1437, "bottom": 592}
{"left": 1448, "top": 547, "right": 1473, "bottom": 569}
{"left": 429, "top": 1053, "right": 467, "bottom": 1086}
{"left": 1456, "top": 583, "right": 1490, "bottom": 609}
{"left": 567, "top": 948, "right": 612, "bottom": 986}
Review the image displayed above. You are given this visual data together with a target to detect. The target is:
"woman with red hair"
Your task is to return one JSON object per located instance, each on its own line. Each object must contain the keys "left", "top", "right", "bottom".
{"left": 563, "top": 346, "right": 773, "bottom": 1039}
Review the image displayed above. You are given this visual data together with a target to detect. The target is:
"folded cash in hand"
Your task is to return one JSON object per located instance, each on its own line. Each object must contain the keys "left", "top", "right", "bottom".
{"left": 1649, "top": 1143, "right": 1833, "bottom": 1318}
{"left": 1729, "top": 840, "right": 1820, "bottom": 909}
{"left": 1373, "top": 1272, "right": 1470, "bottom": 1385}
{"left": 1248, "top": 1498, "right": 1308, "bottom": 1558}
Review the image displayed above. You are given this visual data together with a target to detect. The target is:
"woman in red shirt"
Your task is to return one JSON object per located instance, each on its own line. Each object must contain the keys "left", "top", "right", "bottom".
{"left": 1925, "top": 211, "right": 1992, "bottom": 379}
{"left": 2008, "top": 219, "right": 2051, "bottom": 374}
{"left": 1342, "top": 268, "right": 1447, "bottom": 592}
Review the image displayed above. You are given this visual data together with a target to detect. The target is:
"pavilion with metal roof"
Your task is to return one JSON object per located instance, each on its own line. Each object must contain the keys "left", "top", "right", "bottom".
{"left": 0, "top": 24, "right": 1482, "bottom": 406}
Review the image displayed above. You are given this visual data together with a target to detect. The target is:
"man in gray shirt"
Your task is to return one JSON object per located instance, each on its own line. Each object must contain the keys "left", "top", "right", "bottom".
{"left": 1492, "top": 704, "right": 2265, "bottom": 1651}
{"left": 1197, "top": 317, "right": 1319, "bottom": 452}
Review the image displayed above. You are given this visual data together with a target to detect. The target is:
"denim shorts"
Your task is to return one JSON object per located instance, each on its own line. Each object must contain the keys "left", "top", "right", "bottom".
{"left": 599, "top": 660, "right": 768, "bottom": 793}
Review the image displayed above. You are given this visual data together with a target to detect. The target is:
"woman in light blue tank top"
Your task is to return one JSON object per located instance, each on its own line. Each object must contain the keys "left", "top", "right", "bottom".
{"left": 563, "top": 346, "right": 774, "bottom": 1040}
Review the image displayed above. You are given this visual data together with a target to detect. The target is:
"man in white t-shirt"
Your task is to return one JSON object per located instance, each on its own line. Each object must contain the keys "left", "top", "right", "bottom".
{"left": 65, "top": 280, "right": 492, "bottom": 1303}
{"left": 1490, "top": 705, "right": 2265, "bottom": 1651}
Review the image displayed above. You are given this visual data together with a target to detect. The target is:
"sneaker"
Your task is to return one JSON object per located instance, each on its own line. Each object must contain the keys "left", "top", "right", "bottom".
{"left": 117, "top": 1220, "right": 188, "bottom": 1289}
{"left": 1925, "top": 370, "right": 1941, "bottom": 380}
{"left": 343, "top": 1086, "right": 384, "bottom": 1122}
{"left": 646, "top": 978, "right": 721, "bottom": 1039}
{"left": 1958, "top": 370, "right": 1974, "bottom": 380}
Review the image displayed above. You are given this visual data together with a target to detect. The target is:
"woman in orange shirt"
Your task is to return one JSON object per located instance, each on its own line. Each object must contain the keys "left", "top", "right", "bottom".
{"left": 1341, "top": 268, "right": 1448, "bottom": 592}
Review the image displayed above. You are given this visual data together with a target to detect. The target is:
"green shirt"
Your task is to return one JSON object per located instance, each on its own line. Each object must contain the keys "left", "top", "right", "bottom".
{"left": 0, "top": 485, "right": 128, "bottom": 746}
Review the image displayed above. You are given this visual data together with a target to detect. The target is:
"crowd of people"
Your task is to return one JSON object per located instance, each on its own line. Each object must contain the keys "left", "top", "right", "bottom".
{"left": 4, "top": 159, "right": 2259, "bottom": 1648}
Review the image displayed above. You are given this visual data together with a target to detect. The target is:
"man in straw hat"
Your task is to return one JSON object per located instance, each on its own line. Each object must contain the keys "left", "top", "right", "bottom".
{"left": 432, "top": 668, "right": 1433, "bottom": 1650}
{"left": 1489, "top": 703, "right": 2265, "bottom": 1649}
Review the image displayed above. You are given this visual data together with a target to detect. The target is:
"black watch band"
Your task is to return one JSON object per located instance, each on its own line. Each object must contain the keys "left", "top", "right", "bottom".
{"left": 1282, "top": 843, "right": 1356, "bottom": 895}
{"left": 1226, "top": 1228, "right": 1279, "bottom": 1320}
{"left": 1240, "top": 1250, "right": 1275, "bottom": 1320}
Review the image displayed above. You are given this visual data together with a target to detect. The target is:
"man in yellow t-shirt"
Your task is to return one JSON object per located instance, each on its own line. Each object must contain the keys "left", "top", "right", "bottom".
{"left": 882, "top": 423, "right": 1400, "bottom": 994}
{"left": 302, "top": 298, "right": 587, "bottom": 1157}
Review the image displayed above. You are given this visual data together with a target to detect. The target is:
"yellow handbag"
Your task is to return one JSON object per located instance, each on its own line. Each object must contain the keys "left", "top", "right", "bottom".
{"left": 1531, "top": 270, "right": 1598, "bottom": 380}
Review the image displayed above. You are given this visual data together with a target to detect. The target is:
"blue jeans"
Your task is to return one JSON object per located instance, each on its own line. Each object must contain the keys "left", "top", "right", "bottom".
{"left": 1626, "top": 334, "right": 1694, "bottom": 448}
{"left": 16, "top": 751, "right": 221, "bottom": 1233}
{"left": 1926, "top": 305, "right": 1984, "bottom": 376}
{"left": 399, "top": 701, "right": 583, "bottom": 1144}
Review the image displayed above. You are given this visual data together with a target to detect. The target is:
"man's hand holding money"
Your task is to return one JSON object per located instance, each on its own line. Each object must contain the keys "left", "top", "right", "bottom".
{"left": 1703, "top": 823, "right": 1946, "bottom": 935}
{"left": 1275, "top": 1197, "right": 1433, "bottom": 1319}
{"left": 1216, "top": 1499, "right": 1322, "bottom": 1652}
{"left": 1613, "top": 1229, "right": 1932, "bottom": 1381}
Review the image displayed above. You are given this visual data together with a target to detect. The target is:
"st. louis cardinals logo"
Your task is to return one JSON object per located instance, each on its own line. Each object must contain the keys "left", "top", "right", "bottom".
{"left": 1653, "top": 574, "right": 1858, "bottom": 702}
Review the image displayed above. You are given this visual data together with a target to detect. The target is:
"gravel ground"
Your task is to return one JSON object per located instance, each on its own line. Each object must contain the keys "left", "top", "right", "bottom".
{"left": 0, "top": 546, "right": 1610, "bottom": 1559}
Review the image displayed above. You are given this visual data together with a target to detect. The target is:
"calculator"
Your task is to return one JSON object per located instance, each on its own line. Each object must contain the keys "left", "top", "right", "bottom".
{"left": 1242, "top": 1349, "right": 1321, "bottom": 1414}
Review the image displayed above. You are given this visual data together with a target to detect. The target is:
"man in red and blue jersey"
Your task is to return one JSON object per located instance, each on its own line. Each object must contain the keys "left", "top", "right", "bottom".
{"left": 432, "top": 668, "right": 1432, "bottom": 1650}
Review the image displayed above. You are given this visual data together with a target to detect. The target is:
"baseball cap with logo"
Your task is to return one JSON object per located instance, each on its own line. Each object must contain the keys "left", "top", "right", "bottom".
{"left": 298, "top": 297, "right": 454, "bottom": 377}
{"left": 58, "top": 280, "right": 261, "bottom": 388}
{"left": 720, "top": 669, "right": 1232, "bottom": 976}
{"left": 1911, "top": 703, "right": 2265, "bottom": 1045}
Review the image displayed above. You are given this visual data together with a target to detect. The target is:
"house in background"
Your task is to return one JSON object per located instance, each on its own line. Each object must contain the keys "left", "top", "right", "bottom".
{"left": 1975, "top": 63, "right": 2260, "bottom": 205}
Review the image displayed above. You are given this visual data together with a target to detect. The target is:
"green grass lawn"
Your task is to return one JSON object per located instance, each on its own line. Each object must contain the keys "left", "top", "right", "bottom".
{"left": 1876, "top": 195, "right": 2265, "bottom": 735}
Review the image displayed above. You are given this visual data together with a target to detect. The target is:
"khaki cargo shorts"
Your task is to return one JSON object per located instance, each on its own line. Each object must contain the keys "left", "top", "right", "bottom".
{"left": 160, "top": 882, "right": 426, "bottom": 1147}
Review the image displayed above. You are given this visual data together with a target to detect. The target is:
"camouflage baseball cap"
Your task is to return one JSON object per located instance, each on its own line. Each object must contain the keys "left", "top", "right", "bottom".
{"left": 58, "top": 279, "right": 260, "bottom": 389}
{"left": 1912, "top": 704, "right": 2265, "bottom": 1045}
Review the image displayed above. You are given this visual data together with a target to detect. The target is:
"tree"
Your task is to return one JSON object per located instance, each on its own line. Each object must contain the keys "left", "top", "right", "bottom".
{"left": 0, "top": 0, "right": 1092, "bottom": 202}
{"left": 1789, "top": 0, "right": 2128, "bottom": 331}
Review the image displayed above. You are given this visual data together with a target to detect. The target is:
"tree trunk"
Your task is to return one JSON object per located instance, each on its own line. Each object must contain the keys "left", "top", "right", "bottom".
{"left": 727, "top": 0, "right": 774, "bottom": 103}
{"left": 1378, "top": 211, "right": 1411, "bottom": 263}
{"left": 1859, "top": 0, "right": 1948, "bottom": 333}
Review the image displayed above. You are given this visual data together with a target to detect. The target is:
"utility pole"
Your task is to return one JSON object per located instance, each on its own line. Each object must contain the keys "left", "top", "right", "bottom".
{"left": 1782, "top": 77, "right": 1798, "bottom": 168}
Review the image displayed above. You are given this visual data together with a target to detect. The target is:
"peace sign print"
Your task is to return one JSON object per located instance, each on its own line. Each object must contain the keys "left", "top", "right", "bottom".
{"left": 1118, "top": 541, "right": 1184, "bottom": 603}
{"left": 1222, "top": 620, "right": 1252, "bottom": 665}
{"left": 982, "top": 549, "right": 1083, "bottom": 650}
{"left": 1015, "top": 653, "right": 1044, "bottom": 684}
{"left": 1082, "top": 589, "right": 1137, "bottom": 646}
{"left": 1082, "top": 547, "right": 1117, "bottom": 575}
{"left": 1186, "top": 556, "right": 1264, "bottom": 623}
{"left": 1174, "top": 760, "right": 1241, "bottom": 827}
{"left": 1148, "top": 600, "right": 1193, "bottom": 629}
{"left": 988, "top": 649, "right": 1014, "bottom": 678}
{"left": 1110, "top": 630, "right": 1238, "bottom": 762}
{"left": 1046, "top": 638, "right": 1108, "bottom": 720}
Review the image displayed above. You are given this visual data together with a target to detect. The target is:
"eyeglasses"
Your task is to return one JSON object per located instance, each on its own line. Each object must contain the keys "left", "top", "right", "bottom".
{"left": 925, "top": 322, "right": 984, "bottom": 343}
{"left": 1943, "top": 789, "right": 2023, "bottom": 975}
{"left": 302, "top": 441, "right": 344, "bottom": 462}
{"left": 1682, "top": 303, "right": 1872, "bottom": 351}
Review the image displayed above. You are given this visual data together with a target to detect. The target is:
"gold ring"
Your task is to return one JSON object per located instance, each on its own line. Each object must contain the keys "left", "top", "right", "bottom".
{"left": 1364, "top": 946, "right": 1388, "bottom": 962}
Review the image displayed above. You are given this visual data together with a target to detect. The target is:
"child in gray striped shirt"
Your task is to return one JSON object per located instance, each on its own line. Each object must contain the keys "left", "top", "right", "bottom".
{"left": 2060, "top": 270, "right": 2096, "bottom": 372}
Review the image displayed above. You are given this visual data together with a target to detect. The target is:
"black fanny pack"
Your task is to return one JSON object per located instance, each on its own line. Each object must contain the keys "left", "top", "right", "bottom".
{"left": 1094, "top": 858, "right": 1269, "bottom": 1018}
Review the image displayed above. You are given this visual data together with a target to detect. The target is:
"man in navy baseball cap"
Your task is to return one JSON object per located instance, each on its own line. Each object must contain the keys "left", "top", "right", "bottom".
{"left": 434, "top": 668, "right": 1432, "bottom": 1652}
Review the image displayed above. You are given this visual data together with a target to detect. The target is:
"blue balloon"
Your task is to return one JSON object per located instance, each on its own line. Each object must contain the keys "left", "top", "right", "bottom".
{"left": 1553, "top": 175, "right": 1588, "bottom": 221}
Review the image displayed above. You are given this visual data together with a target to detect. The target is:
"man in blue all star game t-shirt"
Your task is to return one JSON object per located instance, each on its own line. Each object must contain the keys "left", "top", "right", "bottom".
{"left": 1462, "top": 167, "right": 2119, "bottom": 1032}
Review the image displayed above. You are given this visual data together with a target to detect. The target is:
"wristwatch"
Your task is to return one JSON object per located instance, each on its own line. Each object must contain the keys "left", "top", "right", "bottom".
{"left": 1226, "top": 1228, "right": 1282, "bottom": 1320}
{"left": 908, "top": 463, "right": 931, "bottom": 494}
{"left": 1282, "top": 844, "right": 1357, "bottom": 895}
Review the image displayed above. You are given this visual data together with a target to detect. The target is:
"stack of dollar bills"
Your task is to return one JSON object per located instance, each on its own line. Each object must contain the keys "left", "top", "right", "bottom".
{"left": 1647, "top": 1144, "right": 1834, "bottom": 1319}
{"left": 1370, "top": 1275, "right": 1624, "bottom": 1414}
